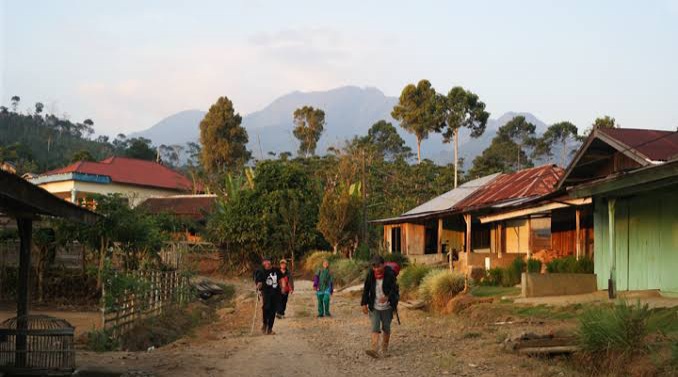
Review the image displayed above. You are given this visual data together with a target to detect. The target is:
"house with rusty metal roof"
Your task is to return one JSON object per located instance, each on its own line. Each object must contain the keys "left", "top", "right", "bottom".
{"left": 373, "top": 164, "right": 564, "bottom": 268}
{"left": 28, "top": 157, "right": 197, "bottom": 207}
{"left": 138, "top": 194, "right": 217, "bottom": 243}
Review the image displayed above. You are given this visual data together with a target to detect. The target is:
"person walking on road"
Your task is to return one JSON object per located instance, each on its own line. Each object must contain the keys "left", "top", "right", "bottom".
{"left": 313, "top": 259, "right": 334, "bottom": 318}
{"left": 254, "top": 256, "right": 282, "bottom": 335}
{"left": 361, "top": 255, "right": 399, "bottom": 358}
{"left": 277, "top": 259, "right": 294, "bottom": 319}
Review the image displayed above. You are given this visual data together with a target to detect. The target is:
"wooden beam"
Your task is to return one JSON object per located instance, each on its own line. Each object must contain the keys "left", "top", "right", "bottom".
{"left": 575, "top": 208, "right": 581, "bottom": 260}
{"left": 479, "top": 198, "right": 592, "bottom": 223}
{"left": 608, "top": 199, "right": 617, "bottom": 299}
{"left": 0, "top": 170, "right": 98, "bottom": 224}
{"left": 16, "top": 217, "right": 32, "bottom": 368}
{"left": 569, "top": 161, "right": 678, "bottom": 198}
{"left": 527, "top": 216, "right": 532, "bottom": 259}
{"left": 463, "top": 213, "right": 472, "bottom": 253}
{"left": 437, "top": 218, "right": 443, "bottom": 255}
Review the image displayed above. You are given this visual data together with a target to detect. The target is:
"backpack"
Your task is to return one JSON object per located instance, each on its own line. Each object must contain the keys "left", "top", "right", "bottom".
{"left": 384, "top": 261, "right": 401, "bottom": 277}
{"left": 383, "top": 262, "right": 401, "bottom": 312}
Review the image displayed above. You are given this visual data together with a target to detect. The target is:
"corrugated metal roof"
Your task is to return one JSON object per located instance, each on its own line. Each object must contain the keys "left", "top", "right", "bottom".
{"left": 371, "top": 173, "right": 499, "bottom": 224}
{"left": 403, "top": 173, "right": 500, "bottom": 215}
{"left": 598, "top": 128, "right": 678, "bottom": 162}
{"left": 454, "top": 165, "right": 563, "bottom": 211}
{"left": 138, "top": 195, "right": 217, "bottom": 220}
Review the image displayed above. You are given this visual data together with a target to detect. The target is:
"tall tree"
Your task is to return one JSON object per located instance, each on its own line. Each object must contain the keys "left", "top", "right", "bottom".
{"left": 438, "top": 87, "right": 489, "bottom": 187}
{"left": 10, "top": 96, "right": 20, "bottom": 113}
{"left": 199, "top": 96, "right": 251, "bottom": 174}
{"left": 497, "top": 116, "right": 537, "bottom": 170}
{"left": 534, "top": 121, "right": 582, "bottom": 167}
{"left": 34, "top": 102, "right": 44, "bottom": 116}
{"left": 351, "top": 120, "right": 411, "bottom": 161}
{"left": 391, "top": 79, "right": 441, "bottom": 163}
{"left": 468, "top": 116, "right": 537, "bottom": 177}
{"left": 592, "top": 115, "right": 616, "bottom": 130}
{"left": 123, "top": 137, "right": 156, "bottom": 161}
{"left": 292, "top": 106, "right": 326, "bottom": 157}
{"left": 71, "top": 150, "right": 96, "bottom": 163}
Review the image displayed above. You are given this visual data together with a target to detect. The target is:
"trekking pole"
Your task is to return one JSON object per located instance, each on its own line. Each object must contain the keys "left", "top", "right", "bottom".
{"left": 250, "top": 291, "right": 260, "bottom": 335}
{"left": 395, "top": 309, "right": 401, "bottom": 325}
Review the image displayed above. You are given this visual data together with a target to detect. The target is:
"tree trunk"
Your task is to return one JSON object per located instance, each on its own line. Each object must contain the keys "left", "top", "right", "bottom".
{"left": 333, "top": 244, "right": 339, "bottom": 255}
{"left": 454, "top": 128, "right": 459, "bottom": 188}
{"left": 560, "top": 141, "right": 567, "bottom": 168}
{"left": 416, "top": 138, "right": 422, "bottom": 163}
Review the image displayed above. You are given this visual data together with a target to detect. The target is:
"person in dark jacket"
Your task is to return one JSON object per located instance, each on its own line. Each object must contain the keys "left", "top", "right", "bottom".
{"left": 276, "top": 259, "right": 294, "bottom": 319}
{"left": 361, "top": 255, "right": 399, "bottom": 358}
{"left": 254, "top": 256, "right": 282, "bottom": 335}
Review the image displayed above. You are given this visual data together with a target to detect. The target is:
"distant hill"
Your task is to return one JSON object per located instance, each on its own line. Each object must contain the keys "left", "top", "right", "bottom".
{"left": 132, "top": 86, "right": 554, "bottom": 165}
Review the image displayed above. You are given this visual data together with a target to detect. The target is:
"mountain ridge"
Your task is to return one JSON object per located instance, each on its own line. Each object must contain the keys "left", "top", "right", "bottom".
{"left": 130, "top": 86, "right": 551, "bottom": 164}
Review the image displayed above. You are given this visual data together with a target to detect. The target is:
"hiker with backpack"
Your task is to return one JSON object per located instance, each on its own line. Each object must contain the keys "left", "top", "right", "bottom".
{"left": 254, "top": 256, "right": 282, "bottom": 335}
{"left": 313, "top": 259, "right": 334, "bottom": 318}
{"left": 277, "top": 259, "right": 294, "bottom": 319}
{"left": 361, "top": 255, "right": 400, "bottom": 358}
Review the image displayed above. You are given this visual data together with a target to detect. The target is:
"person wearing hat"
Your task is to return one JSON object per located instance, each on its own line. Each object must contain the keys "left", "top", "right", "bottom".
{"left": 254, "top": 256, "right": 282, "bottom": 335}
{"left": 276, "top": 259, "right": 294, "bottom": 319}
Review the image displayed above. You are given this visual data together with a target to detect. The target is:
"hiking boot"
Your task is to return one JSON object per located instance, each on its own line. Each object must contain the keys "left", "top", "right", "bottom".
{"left": 317, "top": 314, "right": 324, "bottom": 318}
{"left": 266, "top": 330, "right": 276, "bottom": 335}
{"left": 275, "top": 313, "right": 283, "bottom": 319}
{"left": 365, "top": 333, "right": 380, "bottom": 359}
{"left": 382, "top": 333, "right": 390, "bottom": 357}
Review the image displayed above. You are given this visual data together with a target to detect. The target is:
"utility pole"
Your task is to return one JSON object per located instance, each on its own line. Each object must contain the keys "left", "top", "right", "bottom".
{"left": 361, "top": 149, "right": 368, "bottom": 247}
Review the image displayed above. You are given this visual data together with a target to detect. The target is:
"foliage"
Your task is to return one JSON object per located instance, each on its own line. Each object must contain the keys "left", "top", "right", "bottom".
{"left": 122, "top": 137, "right": 156, "bottom": 161}
{"left": 398, "top": 264, "right": 433, "bottom": 292}
{"left": 303, "top": 251, "right": 340, "bottom": 275}
{"left": 208, "top": 161, "right": 323, "bottom": 269}
{"left": 467, "top": 116, "right": 537, "bottom": 178}
{"left": 438, "top": 86, "right": 490, "bottom": 186}
{"left": 470, "top": 285, "right": 521, "bottom": 298}
{"left": 578, "top": 301, "right": 652, "bottom": 357}
{"left": 199, "top": 96, "right": 251, "bottom": 174}
{"left": 331, "top": 258, "right": 369, "bottom": 286}
{"left": 546, "top": 256, "right": 594, "bottom": 274}
{"left": 317, "top": 154, "right": 362, "bottom": 255}
{"left": 292, "top": 106, "right": 326, "bottom": 157}
{"left": 482, "top": 258, "right": 526, "bottom": 287}
{"left": 418, "top": 269, "right": 465, "bottom": 305}
{"left": 71, "top": 149, "right": 96, "bottom": 162}
{"left": 391, "top": 79, "right": 441, "bottom": 163}
{"left": 100, "top": 260, "right": 151, "bottom": 311}
{"left": 351, "top": 120, "right": 412, "bottom": 161}
{"left": 382, "top": 252, "right": 409, "bottom": 267}
{"left": 526, "top": 258, "right": 542, "bottom": 273}
{"left": 86, "top": 328, "right": 119, "bottom": 352}
{"left": 534, "top": 121, "right": 582, "bottom": 167}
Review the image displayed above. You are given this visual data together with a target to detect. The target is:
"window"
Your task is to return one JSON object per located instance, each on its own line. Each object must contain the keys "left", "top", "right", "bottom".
{"left": 530, "top": 217, "right": 552, "bottom": 251}
{"left": 390, "top": 227, "right": 402, "bottom": 253}
{"left": 472, "top": 223, "right": 491, "bottom": 251}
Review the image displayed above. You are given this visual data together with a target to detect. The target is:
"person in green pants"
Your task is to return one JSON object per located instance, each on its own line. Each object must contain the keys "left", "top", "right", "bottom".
{"left": 313, "top": 259, "right": 334, "bottom": 317}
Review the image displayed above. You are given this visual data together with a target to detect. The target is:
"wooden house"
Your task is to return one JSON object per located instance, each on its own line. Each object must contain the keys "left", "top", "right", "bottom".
{"left": 561, "top": 128, "right": 678, "bottom": 295}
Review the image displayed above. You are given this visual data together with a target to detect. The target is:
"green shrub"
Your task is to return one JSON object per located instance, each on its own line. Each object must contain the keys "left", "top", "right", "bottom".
{"left": 383, "top": 252, "right": 409, "bottom": 267}
{"left": 547, "top": 256, "right": 594, "bottom": 274}
{"left": 303, "top": 251, "right": 339, "bottom": 274}
{"left": 482, "top": 268, "right": 504, "bottom": 286}
{"left": 399, "top": 264, "right": 432, "bottom": 292}
{"left": 527, "top": 258, "right": 542, "bottom": 273}
{"left": 354, "top": 244, "right": 371, "bottom": 261}
{"left": 418, "top": 269, "right": 465, "bottom": 305}
{"left": 331, "top": 259, "right": 368, "bottom": 286}
{"left": 86, "top": 329, "right": 119, "bottom": 352}
{"left": 578, "top": 301, "right": 651, "bottom": 356}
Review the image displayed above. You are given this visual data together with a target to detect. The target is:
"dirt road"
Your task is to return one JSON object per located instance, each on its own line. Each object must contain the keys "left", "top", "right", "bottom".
{"left": 78, "top": 280, "right": 577, "bottom": 377}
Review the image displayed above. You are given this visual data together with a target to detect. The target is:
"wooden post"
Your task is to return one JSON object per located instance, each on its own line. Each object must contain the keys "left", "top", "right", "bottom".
{"left": 16, "top": 217, "right": 32, "bottom": 368}
{"left": 497, "top": 223, "right": 503, "bottom": 259}
{"left": 527, "top": 216, "right": 532, "bottom": 260}
{"left": 608, "top": 198, "right": 617, "bottom": 299}
{"left": 463, "top": 213, "right": 472, "bottom": 254}
{"left": 575, "top": 208, "right": 582, "bottom": 260}
{"left": 437, "top": 218, "right": 443, "bottom": 256}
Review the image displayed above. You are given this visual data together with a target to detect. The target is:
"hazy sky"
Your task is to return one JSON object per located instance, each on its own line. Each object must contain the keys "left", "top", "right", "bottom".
{"left": 1, "top": 0, "right": 677, "bottom": 136}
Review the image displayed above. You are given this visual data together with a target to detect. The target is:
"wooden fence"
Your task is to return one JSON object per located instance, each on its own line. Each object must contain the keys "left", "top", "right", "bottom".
{"left": 102, "top": 270, "right": 191, "bottom": 339}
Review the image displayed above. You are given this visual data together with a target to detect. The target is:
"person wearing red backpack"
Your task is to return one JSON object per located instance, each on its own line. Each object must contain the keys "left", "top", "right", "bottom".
{"left": 361, "top": 255, "right": 400, "bottom": 358}
{"left": 276, "top": 259, "right": 294, "bottom": 319}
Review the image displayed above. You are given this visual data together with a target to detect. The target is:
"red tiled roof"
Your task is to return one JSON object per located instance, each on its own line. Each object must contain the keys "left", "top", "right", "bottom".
{"left": 454, "top": 165, "right": 563, "bottom": 211}
{"left": 138, "top": 195, "right": 216, "bottom": 220}
{"left": 598, "top": 128, "right": 678, "bottom": 162}
{"left": 42, "top": 157, "right": 194, "bottom": 191}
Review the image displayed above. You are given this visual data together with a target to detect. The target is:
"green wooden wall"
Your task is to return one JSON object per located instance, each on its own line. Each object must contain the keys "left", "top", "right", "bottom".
{"left": 594, "top": 188, "right": 678, "bottom": 293}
